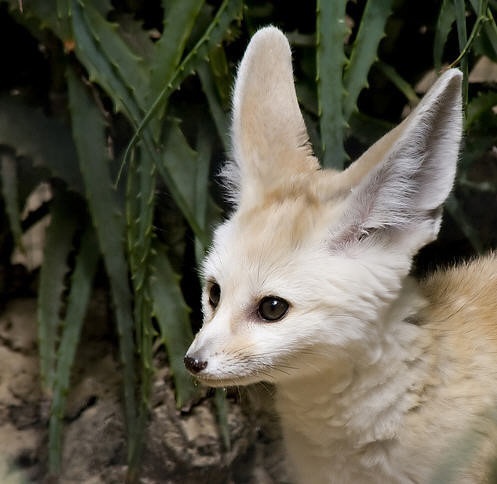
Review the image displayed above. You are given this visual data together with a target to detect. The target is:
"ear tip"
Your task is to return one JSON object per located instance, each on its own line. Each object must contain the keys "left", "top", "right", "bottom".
{"left": 442, "top": 68, "right": 463, "bottom": 83}
{"left": 437, "top": 68, "right": 463, "bottom": 91}
{"left": 252, "top": 25, "right": 286, "bottom": 39}
{"left": 419, "top": 68, "right": 463, "bottom": 113}
{"left": 249, "top": 25, "right": 290, "bottom": 53}
{"left": 235, "top": 26, "right": 292, "bottom": 84}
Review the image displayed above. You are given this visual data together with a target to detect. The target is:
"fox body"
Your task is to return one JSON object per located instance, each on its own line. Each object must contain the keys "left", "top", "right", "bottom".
{"left": 184, "top": 26, "right": 497, "bottom": 483}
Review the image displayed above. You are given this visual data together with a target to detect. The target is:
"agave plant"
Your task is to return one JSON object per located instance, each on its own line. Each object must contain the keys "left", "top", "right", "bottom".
{"left": 1, "top": 0, "right": 242, "bottom": 478}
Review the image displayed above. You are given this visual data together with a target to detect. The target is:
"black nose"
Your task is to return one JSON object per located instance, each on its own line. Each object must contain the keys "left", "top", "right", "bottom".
{"left": 184, "top": 355, "right": 208, "bottom": 374}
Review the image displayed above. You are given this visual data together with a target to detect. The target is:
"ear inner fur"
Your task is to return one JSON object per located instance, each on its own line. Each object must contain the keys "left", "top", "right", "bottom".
{"left": 228, "top": 26, "right": 319, "bottom": 208}
{"left": 327, "top": 69, "right": 462, "bottom": 251}
{"left": 330, "top": 69, "right": 462, "bottom": 197}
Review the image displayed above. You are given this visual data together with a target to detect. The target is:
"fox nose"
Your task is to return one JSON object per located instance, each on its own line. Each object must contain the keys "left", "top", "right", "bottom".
{"left": 184, "top": 355, "right": 208, "bottom": 374}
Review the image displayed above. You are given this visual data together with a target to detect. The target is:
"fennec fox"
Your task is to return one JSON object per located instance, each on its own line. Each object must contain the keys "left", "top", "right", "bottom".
{"left": 184, "top": 26, "right": 497, "bottom": 483}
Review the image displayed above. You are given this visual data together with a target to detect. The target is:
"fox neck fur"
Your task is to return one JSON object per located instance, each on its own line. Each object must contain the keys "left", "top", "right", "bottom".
{"left": 275, "top": 277, "right": 427, "bottom": 450}
{"left": 275, "top": 257, "right": 497, "bottom": 483}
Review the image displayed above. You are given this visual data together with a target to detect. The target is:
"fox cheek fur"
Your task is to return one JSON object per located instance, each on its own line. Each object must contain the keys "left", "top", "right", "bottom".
{"left": 185, "top": 26, "right": 497, "bottom": 483}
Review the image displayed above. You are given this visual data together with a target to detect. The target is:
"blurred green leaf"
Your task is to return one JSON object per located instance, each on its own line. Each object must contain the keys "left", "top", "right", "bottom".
{"left": 38, "top": 192, "right": 80, "bottom": 391}
{"left": 434, "top": 0, "right": 456, "bottom": 69}
{"left": 197, "top": 62, "right": 229, "bottom": 152}
{"left": 124, "top": 0, "right": 243, "bottom": 164}
{"left": 48, "top": 224, "right": 99, "bottom": 473}
{"left": 0, "top": 150, "right": 23, "bottom": 250}
{"left": 316, "top": 0, "right": 349, "bottom": 169}
{"left": 71, "top": 0, "right": 147, "bottom": 119}
{"left": 343, "top": 0, "right": 394, "bottom": 119}
{"left": 159, "top": 119, "right": 211, "bottom": 244}
{"left": 124, "top": 147, "right": 157, "bottom": 475}
{"left": 479, "top": 8, "right": 497, "bottom": 61}
{"left": 465, "top": 91, "right": 497, "bottom": 129}
{"left": 0, "top": 97, "right": 82, "bottom": 191}
{"left": 148, "top": 0, "right": 204, "bottom": 113}
{"left": 150, "top": 244, "right": 198, "bottom": 407}
{"left": 5, "top": 0, "right": 73, "bottom": 41}
{"left": 207, "top": 44, "right": 232, "bottom": 109}
{"left": 67, "top": 69, "right": 137, "bottom": 444}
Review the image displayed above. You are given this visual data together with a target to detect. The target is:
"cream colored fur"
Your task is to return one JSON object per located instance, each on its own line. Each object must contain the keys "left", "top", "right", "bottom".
{"left": 185, "top": 26, "right": 497, "bottom": 483}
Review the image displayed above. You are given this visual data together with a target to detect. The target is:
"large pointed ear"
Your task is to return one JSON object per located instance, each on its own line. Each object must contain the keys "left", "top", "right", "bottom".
{"left": 331, "top": 69, "right": 463, "bottom": 254}
{"left": 223, "top": 26, "right": 319, "bottom": 207}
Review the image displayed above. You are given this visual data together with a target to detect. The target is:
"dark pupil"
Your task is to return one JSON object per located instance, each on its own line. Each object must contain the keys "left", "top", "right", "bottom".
{"left": 208, "top": 283, "right": 221, "bottom": 307}
{"left": 258, "top": 297, "right": 289, "bottom": 321}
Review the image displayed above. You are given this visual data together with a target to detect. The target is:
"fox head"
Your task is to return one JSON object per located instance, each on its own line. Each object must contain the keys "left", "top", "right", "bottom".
{"left": 184, "top": 26, "right": 463, "bottom": 387}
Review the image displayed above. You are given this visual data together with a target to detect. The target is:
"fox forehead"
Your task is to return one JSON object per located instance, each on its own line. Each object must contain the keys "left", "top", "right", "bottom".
{"left": 203, "top": 177, "right": 347, "bottom": 286}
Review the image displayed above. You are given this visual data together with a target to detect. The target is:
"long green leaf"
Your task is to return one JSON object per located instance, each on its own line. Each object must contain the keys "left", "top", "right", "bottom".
{"left": 161, "top": 119, "right": 220, "bottom": 253}
{"left": 449, "top": 0, "right": 490, "bottom": 75}
{"left": 194, "top": 125, "right": 220, "bottom": 260}
{"left": 0, "top": 97, "right": 82, "bottom": 192}
{"left": 0, "top": 150, "right": 23, "bottom": 250}
{"left": 148, "top": 0, "right": 204, "bottom": 113}
{"left": 160, "top": 119, "right": 204, "bottom": 213}
{"left": 123, "top": 0, "right": 243, "bottom": 168}
{"left": 198, "top": 62, "right": 230, "bottom": 152}
{"left": 481, "top": 7, "right": 497, "bottom": 61}
{"left": 214, "top": 388, "right": 231, "bottom": 450}
{"left": 465, "top": 91, "right": 497, "bottom": 129}
{"left": 207, "top": 44, "right": 232, "bottom": 110}
{"left": 71, "top": 0, "right": 145, "bottom": 122}
{"left": 38, "top": 194, "right": 79, "bottom": 390}
{"left": 468, "top": 0, "right": 480, "bottom": 11}
{"left": 126, "top": 150, "right": 156, "bottom": 278}
{"left": 376, "top": 62, "right": 420, "bottom": 105}
{"left": 150, "top": 244, "right": 198, "bottom": 407}
{"left": 72, "top": 0, "right": 165, "bottom": 206}
{"left": 454, "top": 0, "right": 469, "bottom": 105}
{"left": 434, "top": 0, "right": 456, "bottom": 69}
{"left": 78, "top": 1, "right": 149, "bottom": 110}
{"left": 464, "top": 0, "right": 497, "bottom": 62}
{"left": 118, "top": 0, "right": 242, "bottom": 251}
{"left": 117, "top": 2, "right": 240, "bottom": 248}
{"left": 66, "top": 69, "right": 137, "bottom": 440}
{"left": 343, "top": 0, "right": 394, "bottom": 120}
{"left": 48, "top": 225, "right": 99, "bottom": 474}
{"left": 5, "top": 0, "right": 74, "bottom": 42}
{"left": 124, "top": 147, "right": 156, "bottom": 478}
{"left": 316, "top": 0, "right": 349, "bottom": 169}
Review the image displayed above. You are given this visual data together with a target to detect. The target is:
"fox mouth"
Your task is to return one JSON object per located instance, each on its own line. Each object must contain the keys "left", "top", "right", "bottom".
{"left": 192, "top": 369, "right": 269, "bottom": 388}
{"left": 195, "top": 376, "right": 240, "bottom": 388}
{"left": 184, "top": 350, "right": 290, "bottom": 387}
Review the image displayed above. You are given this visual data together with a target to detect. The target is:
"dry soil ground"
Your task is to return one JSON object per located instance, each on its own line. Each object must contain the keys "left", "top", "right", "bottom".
{"left": 0, "top": 294, "right": 288, "bottom": 483}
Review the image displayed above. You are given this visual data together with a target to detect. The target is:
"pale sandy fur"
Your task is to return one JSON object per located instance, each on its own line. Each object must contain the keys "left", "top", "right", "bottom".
{"left": 274, "top": 257, "right": 497, "bottom": 483}
{"left": 184, "top": 26, "right": 497, "bottom": 483}
{"left": 410, "top": 256, "right": 497, "bottom": 481}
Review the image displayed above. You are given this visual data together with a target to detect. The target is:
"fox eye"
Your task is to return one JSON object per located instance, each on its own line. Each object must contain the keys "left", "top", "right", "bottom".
{"left": 258, "top": 296, "right": 289, "bottom": 322}
{"left": 208, "top": 282, "right": 221, "bottom": 308}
